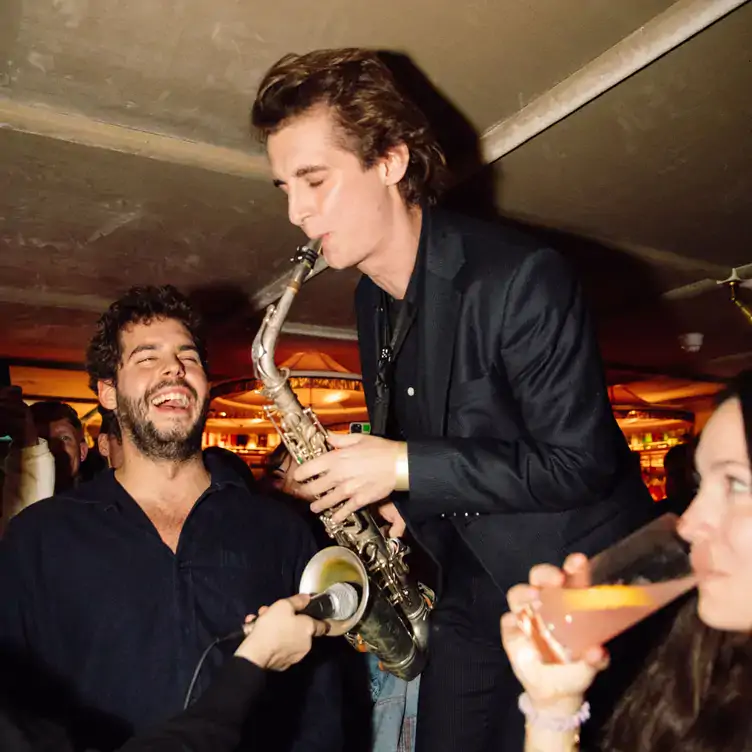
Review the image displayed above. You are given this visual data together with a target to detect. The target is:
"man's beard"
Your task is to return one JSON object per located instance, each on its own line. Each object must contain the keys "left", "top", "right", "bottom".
{"left": 116, "top": 380, "right": 209, "bottom": 463}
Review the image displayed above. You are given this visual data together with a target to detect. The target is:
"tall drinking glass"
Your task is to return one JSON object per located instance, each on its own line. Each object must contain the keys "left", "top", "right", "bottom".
{"left": 516, "top": 513, "right": 696, "bottom": 663}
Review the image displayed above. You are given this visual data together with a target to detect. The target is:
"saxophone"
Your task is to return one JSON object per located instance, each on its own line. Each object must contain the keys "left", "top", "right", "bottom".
{"left": 251, "top": 238, "right": 431, "bottom": 681}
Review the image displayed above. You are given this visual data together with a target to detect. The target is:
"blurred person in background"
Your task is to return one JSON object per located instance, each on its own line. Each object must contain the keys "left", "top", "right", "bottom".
{"left": 98, "top": 407, "right": 124, "bottom": 471}
{"left": 1, "top": 395, "right": 86, "bottom": 528}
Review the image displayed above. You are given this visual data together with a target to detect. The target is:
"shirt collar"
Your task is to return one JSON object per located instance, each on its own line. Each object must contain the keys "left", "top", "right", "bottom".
{"left": 404, "top": 205, "right": 430, "bottom": 306}
{"left": 202, "top": 447, "right": 253, "bottom": 490}
{"left": 72, "top": 449, "right": 248, "bottom": 508}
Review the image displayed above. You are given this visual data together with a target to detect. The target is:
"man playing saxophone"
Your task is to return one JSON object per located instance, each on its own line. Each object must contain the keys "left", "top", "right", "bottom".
{"left": 252, "top": 238, "right": 430, "bottom": 684}
{"left": 251, "top": 49, "right": 655, "bottom": 752}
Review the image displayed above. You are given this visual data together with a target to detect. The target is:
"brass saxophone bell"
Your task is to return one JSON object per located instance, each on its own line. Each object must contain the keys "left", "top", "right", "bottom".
{"left": 299, "top": 546, "right": 369, "bottom": 637}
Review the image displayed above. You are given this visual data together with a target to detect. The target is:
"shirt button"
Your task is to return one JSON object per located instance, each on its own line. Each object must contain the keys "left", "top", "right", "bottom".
{"left": 407, "top": 387, "right": 415, "bottom": 396}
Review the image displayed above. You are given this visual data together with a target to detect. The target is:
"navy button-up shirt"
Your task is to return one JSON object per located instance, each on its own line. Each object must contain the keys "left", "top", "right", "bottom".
{"left": 0, "top": 454, "right": 342, "bottom": 751}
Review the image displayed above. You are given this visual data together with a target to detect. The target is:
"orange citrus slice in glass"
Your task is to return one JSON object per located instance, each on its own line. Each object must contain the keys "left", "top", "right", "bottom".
{"left": 560, "top": 585, "right": 653, "bottom": 611}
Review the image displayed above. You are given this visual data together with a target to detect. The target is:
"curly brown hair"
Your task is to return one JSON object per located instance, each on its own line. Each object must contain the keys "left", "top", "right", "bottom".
{"left": 86, "top": 285, "right": 207, "bottom": 394}
{"left": 251, "top": 48, "right": 447, "bottom": 206}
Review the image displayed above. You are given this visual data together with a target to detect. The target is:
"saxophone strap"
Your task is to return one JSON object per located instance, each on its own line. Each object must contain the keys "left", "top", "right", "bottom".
{"left": 372, "top": 291, "right": 417, "bottom": 436}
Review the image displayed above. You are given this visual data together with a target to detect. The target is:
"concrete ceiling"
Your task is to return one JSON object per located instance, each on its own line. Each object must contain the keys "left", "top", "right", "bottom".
{"left": 0, "top": 0, "right": 751, "bottom": 392}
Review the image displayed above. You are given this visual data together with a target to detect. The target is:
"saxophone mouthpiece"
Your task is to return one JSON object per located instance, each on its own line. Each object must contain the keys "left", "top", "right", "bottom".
{"left": 296, "top": 237, "right": 327, "bottom": 277}
{"left": 305, "top": 237, "right": 323, "bottom": 254}
{"left": 292, "top": 237, "right": 324, "bottom": 268}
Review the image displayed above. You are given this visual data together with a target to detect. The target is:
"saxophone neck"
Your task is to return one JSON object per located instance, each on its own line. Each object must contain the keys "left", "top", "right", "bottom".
{"left": 251, "top": 238, "right": 324, "bottom": 382}
{"left": 251, "top": 305, "right": 277, "bottom": 381}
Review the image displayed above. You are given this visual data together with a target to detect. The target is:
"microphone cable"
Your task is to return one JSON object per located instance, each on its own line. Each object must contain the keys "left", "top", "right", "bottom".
{"left": 183, "top": 628, "right": 245, "bottom": 710}
{"left": 182, "top": 583, "right": 360, "bottom": 709}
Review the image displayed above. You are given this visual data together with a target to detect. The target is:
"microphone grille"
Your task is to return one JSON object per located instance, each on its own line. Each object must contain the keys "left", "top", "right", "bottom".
{"left": 326, "top": 582, "right": 361, "bottom": 621}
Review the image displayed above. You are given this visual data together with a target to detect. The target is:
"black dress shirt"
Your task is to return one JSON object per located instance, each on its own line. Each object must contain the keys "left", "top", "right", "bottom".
{"left": 378, "top": 209, "right": 427, "bottom": 441}
{"left": 383, "top": 301, "right": 422, "bottom": 441}
{"left": 0, "top": 453, "right": 342, "bottom": 752}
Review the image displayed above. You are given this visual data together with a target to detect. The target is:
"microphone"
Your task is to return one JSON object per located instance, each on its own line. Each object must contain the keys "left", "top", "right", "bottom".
{"left": 298, "top": 582, "right": 361, "bottom": 621}
{"left": 190, "top": 583, "right": 362, "bottom": 711}
{"left": 240, "top": 582, "right": 361, "bottom": 636}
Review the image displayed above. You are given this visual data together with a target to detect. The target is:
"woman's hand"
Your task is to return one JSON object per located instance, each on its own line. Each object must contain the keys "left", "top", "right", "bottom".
{"left": 235, "top": 594, "right": 329, "bottom": 671}
{"left": 501, "top": 555, "right": 609, "bottom": 712}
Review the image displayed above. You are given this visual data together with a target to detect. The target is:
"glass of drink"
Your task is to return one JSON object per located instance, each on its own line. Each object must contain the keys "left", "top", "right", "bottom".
{"left": 516, "top": 513, "right": 696, "bottom": 663}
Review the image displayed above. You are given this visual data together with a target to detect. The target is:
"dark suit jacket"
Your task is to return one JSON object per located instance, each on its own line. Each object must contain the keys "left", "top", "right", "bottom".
{"left": 355, "top": 208, "right": 655, "bottom": 595}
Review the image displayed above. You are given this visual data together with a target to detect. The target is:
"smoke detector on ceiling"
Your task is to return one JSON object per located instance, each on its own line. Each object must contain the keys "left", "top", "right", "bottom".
{"left": 679, "top": 332, "right": 704, "bottom": 353}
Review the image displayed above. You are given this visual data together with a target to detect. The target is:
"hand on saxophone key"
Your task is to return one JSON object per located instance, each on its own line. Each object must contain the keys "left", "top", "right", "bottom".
{"left": 293, "top": 434, "right": 407, "bottom": 522}
{"left": 378, "top": 501, "right": 407, "bottom": 538}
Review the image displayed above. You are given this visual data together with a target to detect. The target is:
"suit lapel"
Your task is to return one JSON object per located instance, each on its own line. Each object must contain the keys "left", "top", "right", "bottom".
{"left": 420, "top": 211, "right": 465, "bottom": 436}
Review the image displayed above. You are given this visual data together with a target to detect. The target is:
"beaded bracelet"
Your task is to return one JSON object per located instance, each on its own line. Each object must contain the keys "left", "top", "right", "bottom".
{"left": 518, "top": 693, "right": 591, "bottom": 732}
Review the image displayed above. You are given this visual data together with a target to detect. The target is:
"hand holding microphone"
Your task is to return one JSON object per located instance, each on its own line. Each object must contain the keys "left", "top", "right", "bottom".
{"left": 289, "top": 582, "right": 361, "bottom": 621}
{"left": 234, "top": 583, "right": 361, "bottom": 671}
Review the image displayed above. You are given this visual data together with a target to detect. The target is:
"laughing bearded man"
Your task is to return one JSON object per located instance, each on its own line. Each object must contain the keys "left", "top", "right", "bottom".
{"left": 0, "top": 285, "right": 343, "bottom": 752}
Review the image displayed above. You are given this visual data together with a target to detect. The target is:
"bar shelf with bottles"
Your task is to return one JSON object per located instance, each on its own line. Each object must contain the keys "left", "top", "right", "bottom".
{"left": 201, "top": 429, "right": 281, "bottom": 469}
{"left": 616, "top": 408, "right": 694, "bottom": 502}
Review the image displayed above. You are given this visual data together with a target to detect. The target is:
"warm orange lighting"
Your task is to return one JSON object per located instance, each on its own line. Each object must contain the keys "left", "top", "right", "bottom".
{"left": 321, "top": 390, "right": 347, "bottom": 404}
{"left": 203, "top": 352, "right": 369, "bottom": 463}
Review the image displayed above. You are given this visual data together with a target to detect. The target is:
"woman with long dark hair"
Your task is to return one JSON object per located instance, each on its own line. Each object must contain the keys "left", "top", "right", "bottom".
{"left": 502, "top": 371, "right": 752, "bottom": 751}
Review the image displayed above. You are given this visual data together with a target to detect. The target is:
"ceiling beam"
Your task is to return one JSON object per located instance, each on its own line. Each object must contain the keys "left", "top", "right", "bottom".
{"left": 502, "top": 217, "right": 730, "bottom": 278}
{"left": 280, "top": 323, "right": 358, "bottom": 341}
{"left": 478, "top": 0, "right": 749, "bottom": 165}
{"left": 565, "top": 233, "right": 734, "bottom": 277}
{"left": 0, "top": 284, "right": 110, "bottom": 312}
{"left": 0, "top": 97, "right": 270, "bottom": 181}
{"left": 0, "top": 356, "right": 87, "bottom": 371}
{"left": 661, "top": 262, "right": 752, "bottom": 301}
{"left": 0, "top": 282, "right": 358, "bottom": 344}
